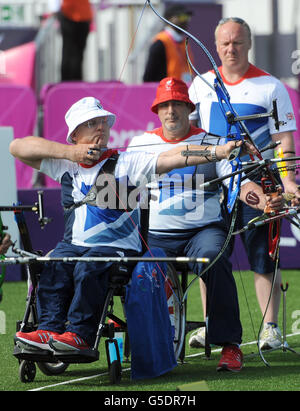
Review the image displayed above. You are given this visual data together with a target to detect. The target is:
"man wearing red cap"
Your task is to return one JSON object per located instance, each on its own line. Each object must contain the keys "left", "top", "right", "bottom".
{"left": 128, "top": 77, "right": 283, "bottom": 372}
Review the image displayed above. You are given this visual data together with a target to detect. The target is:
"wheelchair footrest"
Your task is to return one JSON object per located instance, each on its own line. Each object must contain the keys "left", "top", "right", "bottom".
{"left": 53, "top": 349, "right": 99, "bottom": 364}
{"left": 13, "top": 345, "right": 55, "bottom": 363}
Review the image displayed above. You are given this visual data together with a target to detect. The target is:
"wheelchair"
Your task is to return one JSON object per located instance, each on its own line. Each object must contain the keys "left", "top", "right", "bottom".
{"left": 7, "top": 191, "right": 208, "bottom": 384}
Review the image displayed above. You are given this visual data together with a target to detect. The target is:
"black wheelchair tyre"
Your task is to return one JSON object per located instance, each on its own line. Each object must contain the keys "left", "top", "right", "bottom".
{"left": 109, "top": 360, "right": 122, "bottom": 384}
{"left": 165, "top": 264, "right": 186, "bottom": 359}
{"left": 37, "top": 361, "right": 69, "bottom": 376}
{"left": 19, "top": 360, "right": 36, "bottom": 383}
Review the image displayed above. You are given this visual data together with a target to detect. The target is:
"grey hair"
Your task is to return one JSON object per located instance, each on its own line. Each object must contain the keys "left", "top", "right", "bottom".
{"left": 215, "top": 17, "right": 252, "bottom": 43}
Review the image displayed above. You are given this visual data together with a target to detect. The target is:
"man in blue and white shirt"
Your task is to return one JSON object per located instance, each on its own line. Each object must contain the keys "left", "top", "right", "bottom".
{"left": 189, "top": 17, "right": 300, "bottom": 351}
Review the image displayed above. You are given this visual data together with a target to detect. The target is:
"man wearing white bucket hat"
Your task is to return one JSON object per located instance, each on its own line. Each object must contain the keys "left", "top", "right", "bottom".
{"left": 10, "top": 96, "right": 254, "bottom": 355}
{"left": 65, "top": 97, "right": 116, "bottom": 144}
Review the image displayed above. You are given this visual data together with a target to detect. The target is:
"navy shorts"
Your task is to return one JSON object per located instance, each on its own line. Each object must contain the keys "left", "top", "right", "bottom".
{"left": 235, "top": 201, "right": 277, "bottom": 274}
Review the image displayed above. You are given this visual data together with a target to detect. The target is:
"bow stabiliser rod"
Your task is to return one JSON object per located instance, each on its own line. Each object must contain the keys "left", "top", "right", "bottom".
{"left": 195, "top": 155, "right": 300, "bottom": 190}
{"left": 2, "top": 252, "right": 210, "bottom": 266}
{"left": 226, "top": 99, "right": 286, "bottom": 131}
{"left": 0, "top": 191, "right": 52, "bottom": 229}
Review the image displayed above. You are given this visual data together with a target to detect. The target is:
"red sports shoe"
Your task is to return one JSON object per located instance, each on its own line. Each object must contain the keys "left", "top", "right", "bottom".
{"left": 15, "top": 330, "right": 60, "bottom": 351}
{"left": 217, "top": 344, "right": 243, "bottom": 372}
{"left": 49, "top": 332, "right": 90, "bottom": 352}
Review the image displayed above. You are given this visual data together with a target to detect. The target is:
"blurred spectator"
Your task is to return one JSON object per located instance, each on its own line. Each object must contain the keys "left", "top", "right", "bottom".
{"left": 143, "top": 4, "right": 193, "bottom": 83}
{"left": 48, "top": 0, "right": 93, "bottom": 81}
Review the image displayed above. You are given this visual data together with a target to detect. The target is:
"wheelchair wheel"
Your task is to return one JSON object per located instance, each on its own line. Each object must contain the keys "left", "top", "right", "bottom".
{"left": 109, "top": 360, "right": 122, "bottom": 384}
{"left": 37, "top": 361, "right": 69, "bottom": 376}
{"left": 19, "top": 360, "right": 36, "bottom": 383}
{"left": 165, "top": 264, "right": 186, "bottom": 359}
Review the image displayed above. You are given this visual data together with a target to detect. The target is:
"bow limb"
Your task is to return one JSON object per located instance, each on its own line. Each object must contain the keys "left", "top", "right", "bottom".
{"left": 146, "top": 0, "right": 254, "bottom": 212}
{"left": 146, "top": 1, "right": 223, "bottom": 83}
{"left": 256, "top": 235, "right": 281, "bottom": 367}
{"left": 148, "top": 0, "right": 286, "bottom": 218}
{"left": 184, "top": 39, "right": 215, "bottom": 92}
{"left": 146, "top": 1, "right": 238, "bottom": 130}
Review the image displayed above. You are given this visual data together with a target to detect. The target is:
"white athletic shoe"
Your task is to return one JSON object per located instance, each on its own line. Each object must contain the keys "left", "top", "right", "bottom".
{"left": 259, "top": 323, "right": 282, "bottom": 350}
{"left": 189, "top": 327, "right": 206, "bottom": 348}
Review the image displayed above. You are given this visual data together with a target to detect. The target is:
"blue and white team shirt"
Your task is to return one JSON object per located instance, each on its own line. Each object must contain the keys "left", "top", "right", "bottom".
{"left": 128, "top": 126, "right": 240, "bottom": 235}
{"left": 40, "top": 150, "right": 159, "bottom": 250}
{"left": 189, "top": 64, "right": 296, "bottom": 160}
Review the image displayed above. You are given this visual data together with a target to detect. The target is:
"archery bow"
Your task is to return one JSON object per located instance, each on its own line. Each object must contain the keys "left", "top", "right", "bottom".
{"left": 157, "top": 0, "right": 297, "bottom": 255}
{"left": 146, "top": 0, "right": 282, "bottom": 214}
{"left": 146, "top": 2, "right": 287, "bottom": 280}
{"left": 145, "top": 0, "right": 277, "bottom": 252}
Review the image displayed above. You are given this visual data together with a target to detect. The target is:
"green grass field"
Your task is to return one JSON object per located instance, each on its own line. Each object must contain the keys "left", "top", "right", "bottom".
{"left": 0, "top": 270, "right": 300, "bottom": 392}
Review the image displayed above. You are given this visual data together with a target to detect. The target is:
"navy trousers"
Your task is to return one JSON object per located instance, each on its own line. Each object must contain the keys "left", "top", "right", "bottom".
{"left": 37, "top": 241, "right": 134, "bottom": 346}
{"left": 148, "top": 224, "right": 243, "bottom": 346}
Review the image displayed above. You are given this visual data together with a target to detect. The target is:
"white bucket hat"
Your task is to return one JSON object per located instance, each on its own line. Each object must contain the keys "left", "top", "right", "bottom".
{"left": 65, "top": 97, "right": 116, "bottom": 143}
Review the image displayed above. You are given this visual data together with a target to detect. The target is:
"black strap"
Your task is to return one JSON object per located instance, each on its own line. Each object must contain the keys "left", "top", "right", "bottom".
{"left": 64, "top": 154, "right": 120, "bottom": 212}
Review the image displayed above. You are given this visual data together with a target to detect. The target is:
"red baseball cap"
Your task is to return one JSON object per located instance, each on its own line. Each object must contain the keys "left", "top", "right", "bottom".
{"left": 151, "top": 77, "right": 195, "bottom": 114}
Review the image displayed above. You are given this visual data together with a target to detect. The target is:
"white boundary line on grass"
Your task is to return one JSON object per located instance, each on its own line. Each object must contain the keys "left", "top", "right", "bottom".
{"left": 28, "top": 332, "right": 300, "bottom": 391}
{"left": 28, "top": 367, "right": 131, "bottom": 391}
